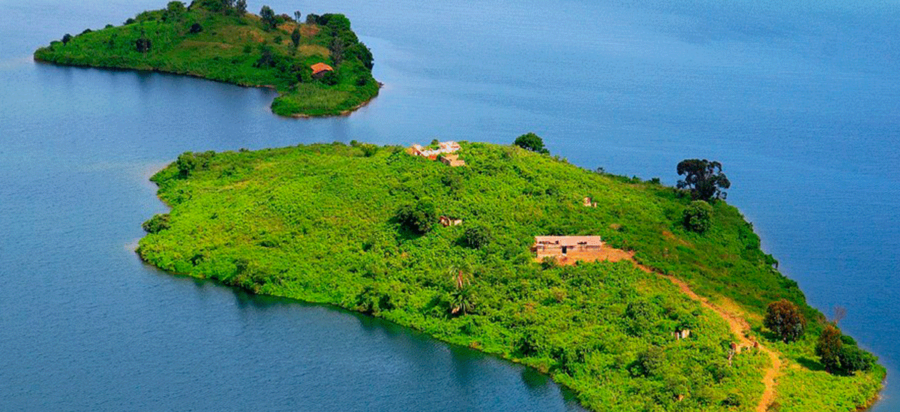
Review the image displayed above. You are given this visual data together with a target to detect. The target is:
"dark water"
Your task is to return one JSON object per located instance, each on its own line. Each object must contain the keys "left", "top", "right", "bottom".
{"left": 1, "top": 0, "right": 898, "bottom": 410}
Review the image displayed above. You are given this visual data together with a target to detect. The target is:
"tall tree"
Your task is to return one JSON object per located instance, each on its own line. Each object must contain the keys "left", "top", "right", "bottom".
{"left": 260, "top": 5, "right": 277, "bottom": 30}
{"left": 294, "top": 11, "right": 302, "bottom": 22}
{"left": 764, "top": 299, "right": 806, "bottom": 342}
{"left": 235, "top": 0, "right": 247, "bottom": 15}
{"left": 329, "top": 36, "right": 344, "bottom": 65}
{"left": 676, "top": 159, "right": 731, "bottom": 201}
{"left": 291, "top": 28, "right": 301, "bottom": 48}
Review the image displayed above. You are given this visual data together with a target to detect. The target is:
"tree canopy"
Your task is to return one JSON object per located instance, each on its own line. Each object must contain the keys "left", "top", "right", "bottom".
{"left": 764, "top": 299, "right": 806, "bottom": 342}
{"left": 676, "top": 159, "right": 731, "bottom": 201}
{"left": 513, "top": 133, "right": 549, "bottom": 154}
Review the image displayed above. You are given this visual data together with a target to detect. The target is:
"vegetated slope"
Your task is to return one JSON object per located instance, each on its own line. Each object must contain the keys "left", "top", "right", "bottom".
{"left": 33, "top": 1, "right": 378, "bottom": 117}
{"left": 137, "top": 142, "right": 883, "bottom": 411}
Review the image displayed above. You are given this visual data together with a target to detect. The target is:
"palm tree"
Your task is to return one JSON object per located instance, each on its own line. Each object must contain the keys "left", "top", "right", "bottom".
{"left": 449, "top": 266, "right": 475, "bottom": 315}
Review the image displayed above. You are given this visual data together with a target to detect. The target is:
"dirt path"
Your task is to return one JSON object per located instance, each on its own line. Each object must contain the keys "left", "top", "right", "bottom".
{"left": 599, "top": 248, "right": 782, "bottom": 412}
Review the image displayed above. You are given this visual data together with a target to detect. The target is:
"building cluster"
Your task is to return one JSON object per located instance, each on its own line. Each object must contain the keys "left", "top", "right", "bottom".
{"left": 409, "top": 141, "right": 466, "bottom": 167}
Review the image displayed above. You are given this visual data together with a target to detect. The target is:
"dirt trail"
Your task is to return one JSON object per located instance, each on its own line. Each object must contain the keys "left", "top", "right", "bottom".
{"left": 600, "top": 248, "right": 782, "bottom": 412}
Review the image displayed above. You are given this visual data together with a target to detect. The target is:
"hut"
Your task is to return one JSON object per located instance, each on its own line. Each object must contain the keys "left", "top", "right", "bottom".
{"left": 311, "top": 62, "right": 334, "bottom": 78}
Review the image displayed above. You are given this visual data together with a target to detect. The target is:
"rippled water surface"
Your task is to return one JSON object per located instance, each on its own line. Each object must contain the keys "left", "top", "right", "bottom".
{"left": 1, "top": 0, "right": 898, "bottom": 410}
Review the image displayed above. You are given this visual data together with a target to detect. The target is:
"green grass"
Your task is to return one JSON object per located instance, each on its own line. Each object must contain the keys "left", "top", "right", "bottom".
{"left": 33, "top": 1, "right": 378, "bottom": 117}
{"left": 137, "top": 142, "right": 883, "bottom": 411}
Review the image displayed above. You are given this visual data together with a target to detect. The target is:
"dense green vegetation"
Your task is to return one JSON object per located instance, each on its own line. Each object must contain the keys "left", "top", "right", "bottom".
{"left": 137, "top": 141, "right": 883, "bottom": 411}
{"left": 34, "top": 1, "right": 378, "bottom": 117}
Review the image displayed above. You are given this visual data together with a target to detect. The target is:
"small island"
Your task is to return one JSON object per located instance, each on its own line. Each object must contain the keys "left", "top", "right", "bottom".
{"left": 34, "top": 0, "right": 378, "bottom": 117}
{"left": 138, "top": 139, "right": 883, "bottom": 411}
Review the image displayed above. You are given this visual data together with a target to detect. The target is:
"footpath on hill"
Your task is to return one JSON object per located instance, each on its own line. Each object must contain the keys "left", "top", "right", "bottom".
{"left": 599, "top": 246, "right": 782, "bottom": 412}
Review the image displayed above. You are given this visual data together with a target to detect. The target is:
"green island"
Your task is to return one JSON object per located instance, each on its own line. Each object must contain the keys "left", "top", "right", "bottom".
{"left": 33, "top": 0, "right": 378, "bottom": 117}
{"left": 137, "top": 140, "right": 883, "bottom": 411}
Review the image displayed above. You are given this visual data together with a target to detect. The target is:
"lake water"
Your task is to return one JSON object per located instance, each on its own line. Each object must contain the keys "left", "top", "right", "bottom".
{"left": 1, "top": 0, "right": 898, "bottom": 410}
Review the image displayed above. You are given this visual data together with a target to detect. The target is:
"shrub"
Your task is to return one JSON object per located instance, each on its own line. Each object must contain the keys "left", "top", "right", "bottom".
{"left": 175, "top": 151, "right": 214, "bottom": 178}
{"left": 682, "top": 200, "right": 713, "bottom": 233}
{"left": 142, "top": 214, "right": 171, "bottom": 233}
{"left": 764, "top": 299, "right": 806, "bottom": 342}
{"left": 189, "top": 23, "right": 203, "bottom": 33}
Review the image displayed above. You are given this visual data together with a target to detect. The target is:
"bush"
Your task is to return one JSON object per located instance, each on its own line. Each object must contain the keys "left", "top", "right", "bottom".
{"left": 175, "top": 151, "right": 214, "bottom": 178}
{"left": 142, "top": 214, "right": 171, "bottom": 233}
{"left": 764, "top": 299, "right": 806, "bottom": 342}
{"left": 682, "top": 200, "right": 713, "bottom": 233}
{"left": 189, "top": 23, "right": 203, "bottom": 33}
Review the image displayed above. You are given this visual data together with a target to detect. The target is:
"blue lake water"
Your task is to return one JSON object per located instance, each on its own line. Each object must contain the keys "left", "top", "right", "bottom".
{"left": 1, "top": 0, "right": 898, "bottom": 410}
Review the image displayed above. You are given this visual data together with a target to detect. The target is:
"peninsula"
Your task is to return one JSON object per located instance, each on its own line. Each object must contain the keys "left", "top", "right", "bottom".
{"left": 33, "top": 1, "right": 378, "bottom": 117}
{"left": 138, "top": 139, "right": 883, "bottom": 411}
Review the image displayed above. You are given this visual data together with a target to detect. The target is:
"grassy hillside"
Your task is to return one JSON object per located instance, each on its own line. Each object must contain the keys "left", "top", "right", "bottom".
{"left": 137, "top": 142, "right": 883, "bottom": 411}
{"left": 34, "top": 1, "right": 378, "bottom": 117}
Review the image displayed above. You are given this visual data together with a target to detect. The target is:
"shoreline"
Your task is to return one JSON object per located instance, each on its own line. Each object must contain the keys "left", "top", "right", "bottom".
{"left": 33, "top": 57, "right": 378, "bottom": 119}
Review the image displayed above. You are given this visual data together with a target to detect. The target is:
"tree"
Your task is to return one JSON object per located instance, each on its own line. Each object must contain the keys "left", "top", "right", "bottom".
{"left": 189, "top": 23, "right": 203, "bottom": 34}
{"left": 220, "top": 0, "right": 235, "bottom": 10}
{"left": 463, "top": 224, "right": 492, "bottom": 249}
{"left": 135, "top": 33, "right": 152, "bottom": 53}
{"left": 816, "top": 324, "right": 843, "bottom": 373}
{"left": 260, "top": 6, "right": 277, "bottom": 30}
{"left": 329, "top": 36, "right": 344, "bottom": 66}
{"left": 235, "top": 0, "right": 247, "bottom": 15}
{"left": 816, "top": 323, "right": 876, "bottom": 374}
{"left": 676, "top": 159, "right": 731, "bottom": 201}
{"left": 764, "top": 299, "right": 806, "bottom": 342}
{"left": 166, "top": 1, "right": 186, "bottom": 16}
{"left": 294, "top": 11, "right": 302, "bottom": 22}
{"left": 682, "top": 200, "right": 713, "bottom": 233}
{"left": 306, "top": 13, "right": 320, "bottom": 25}
{"left": 514, "top": 133, "right": 549, "bottom": 154}
{"left": 291, "top": 28, "right": 301, "bottom": 48}
{"left": 255, "top": 45, "right": 276, "bottom": 68}
{"left": 62, "top": 34, "right": 73, "bottom": 45}
{"left": 449, "top": 268, "right": 476, "bottom": 315}
{"left": 397, "top": 197, "right": 437, "bottom": 234}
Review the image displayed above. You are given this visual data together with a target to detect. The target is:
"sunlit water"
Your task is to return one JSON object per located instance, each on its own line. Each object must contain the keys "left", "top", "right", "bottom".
{"left": 1, "top": 0, "right": 898, "bottom": 410}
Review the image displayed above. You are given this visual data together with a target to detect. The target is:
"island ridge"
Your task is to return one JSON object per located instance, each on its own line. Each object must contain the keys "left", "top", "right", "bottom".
{"left": 33, "top": 0, "right": 379, "bottom": 117}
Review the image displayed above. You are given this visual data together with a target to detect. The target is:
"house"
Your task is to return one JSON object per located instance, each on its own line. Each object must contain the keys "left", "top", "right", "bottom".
{"left": 439, "top": 216, "right": 463, "bottom": 227}
{"left": 533, "top": 236, "right": 603, "bottom": 262}
{"left": 311, "top": 62, "right": 334, "bottom": 78}
{"left": 440, "top": 154, "right": 466, "bottom": 167}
